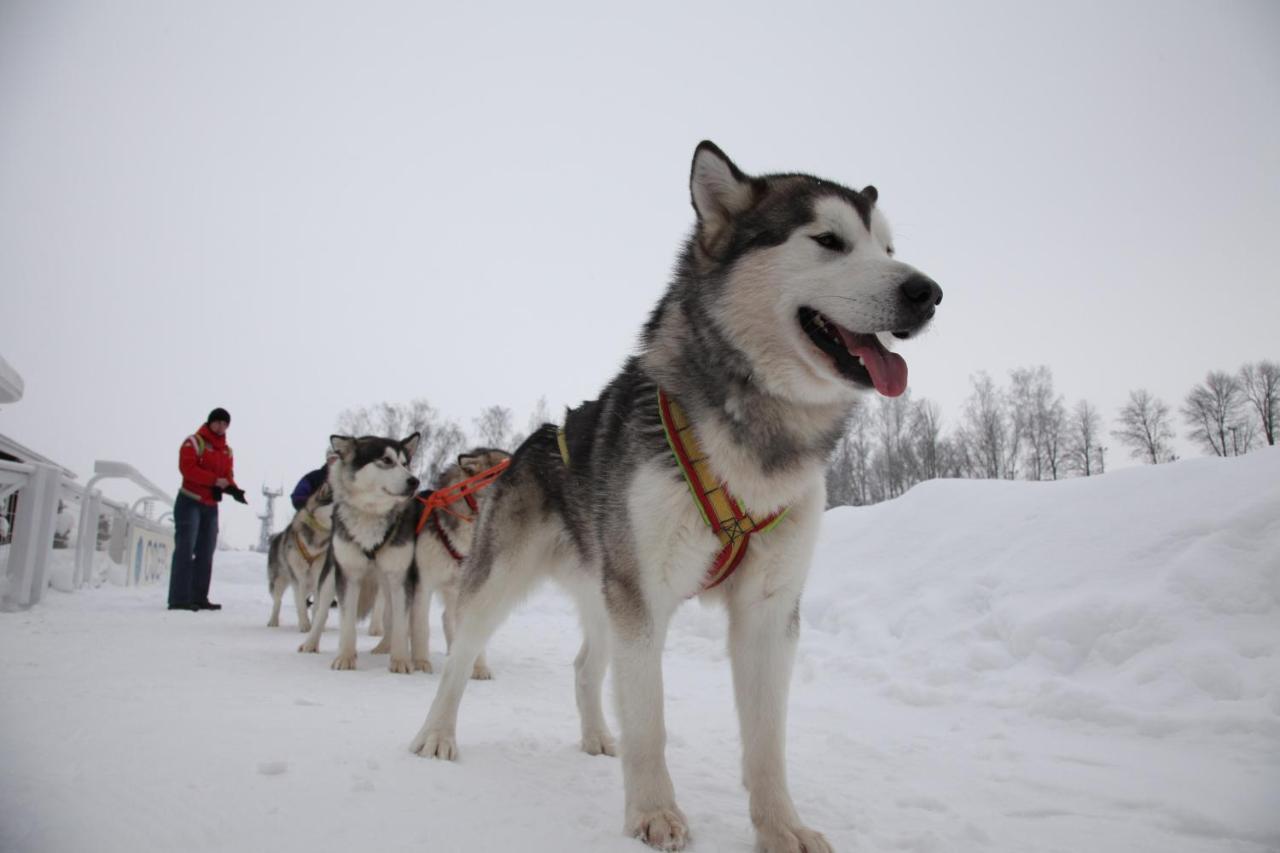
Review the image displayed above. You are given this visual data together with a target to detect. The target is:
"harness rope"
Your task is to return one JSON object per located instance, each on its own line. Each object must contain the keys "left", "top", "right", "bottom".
{"left": 413, "top": 458, "right": 512, "bottom": 558}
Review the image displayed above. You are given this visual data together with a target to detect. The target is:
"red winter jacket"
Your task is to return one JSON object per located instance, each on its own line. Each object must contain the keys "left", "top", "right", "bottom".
{"left": 178, "top": 424, "right": 237, "bottom": 506}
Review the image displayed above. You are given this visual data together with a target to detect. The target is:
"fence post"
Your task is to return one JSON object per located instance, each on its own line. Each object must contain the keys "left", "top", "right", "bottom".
{"left": 73, "top": 479, "right": 104, "bottom": 587}
{"left": 2, "top": 464, "right": 60, "bottom": 610}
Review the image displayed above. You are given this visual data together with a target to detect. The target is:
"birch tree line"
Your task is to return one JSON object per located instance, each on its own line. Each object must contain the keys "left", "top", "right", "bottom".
{"left": 825, "top": 359, "right": 1279, "bottom": 508}
{"left": 330, "top": 359, "right": 1277, "bottom": 508}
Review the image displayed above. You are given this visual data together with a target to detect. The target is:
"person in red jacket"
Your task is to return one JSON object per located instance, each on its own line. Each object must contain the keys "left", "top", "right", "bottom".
{"left": 167, "top": 408, "right": 244, "bottom": 611}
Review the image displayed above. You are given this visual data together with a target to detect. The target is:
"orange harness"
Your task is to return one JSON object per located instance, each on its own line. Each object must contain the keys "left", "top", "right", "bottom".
{"left": 414, "top": 458, "right": 512, "bottom": 540}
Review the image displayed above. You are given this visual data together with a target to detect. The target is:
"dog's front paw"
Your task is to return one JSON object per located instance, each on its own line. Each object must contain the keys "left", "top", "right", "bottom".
{"left": 297, "top": 618, "right": 311, "bottom": 633}
{"left": 470, "top": 662, "right": 493, "bottom": 680}
{"left": 756, "top": 822, "right": 832, "bottom": 853}
{"left": 412, "top": 658, "right": 433, "bottom": 673}
{"left": 389, "top": 657, "right": 413, "bottom": 674}
{"left": 581, "top": 730, "right": 617, "bottom": 757}
{"left": 298, "top": 639, "right": 318, "bottom": 653}
{"left": 330, "top": 652, "right": 357, "bottom": 670}
{"left": 627, "top": 806, "right": 688, "bottom": 851}
{"left": 267, "top": 615, "right": 279, "bottom": 627}
{"left": 369, "top": 638, "right": 391, "bottom": 654}
{"left": 409, "top": 726, "right": 459, "bottom": 760}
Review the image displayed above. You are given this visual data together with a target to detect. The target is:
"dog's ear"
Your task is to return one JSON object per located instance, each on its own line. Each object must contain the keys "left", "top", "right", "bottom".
{"left": 690, "top": 141, "right": 756, "bottom": 256}
{"left": 862, "top": 185, "right": 878, "bottom": 204}
{"left": 457, "top": 452, "right": 482, "bottom": 476}
{"left": 329, "top": 435, "right": 355, "bottom": 460}
{"left": 400, "top": 432, "right": 421, "bottom": 460}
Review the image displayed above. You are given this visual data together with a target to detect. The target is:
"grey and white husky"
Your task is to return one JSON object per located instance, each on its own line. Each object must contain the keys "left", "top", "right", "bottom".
{"left": 407, "top": 448, "right": 511, "bottom": 677}
{"left": 266, "top": 479, "right": 333, "bottom": 631}
{"left": 298, "top": 434, "right": 421, "bottom": 673}
{"left": 409, "top": 142, "right": 942, "bottom": 852}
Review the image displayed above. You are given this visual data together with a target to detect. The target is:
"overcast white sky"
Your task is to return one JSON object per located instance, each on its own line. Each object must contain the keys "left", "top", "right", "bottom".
{"left": 2, "top": 0, "right": 1277, "bottom": 547}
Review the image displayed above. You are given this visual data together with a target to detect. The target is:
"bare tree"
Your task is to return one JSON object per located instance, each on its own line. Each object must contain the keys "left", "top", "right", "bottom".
{"left": 473, "top": 405, "right": 515, "bottom": 450}
{"left": 422, "top": 421, "right": 467, "bottom": 485}
{"left": 335, "top": 398, "right": 465, "bottom": 482}
{"left": 1112, "top": 389, "right": 1175, "bottom": 464}
{"left": 960, "top": 372, "right": 1009, "bottom": 479}
{"left": 1008, "top": 366, "right": 1067, "bottom": 480}
{"left": 1182, "top": 371, "right": 1249, "bottom": 457}
{"left": 910, "top": 399, "right": 945, "bottom": 482}
{"left": 825, "top": 403, "right": 873, "bottom": 507}
{"left": 1066, "top": 399, "right": 1104, "bottom": 476}
{"left": 1239, "top": 360, "right": 1279, "bottom": 447}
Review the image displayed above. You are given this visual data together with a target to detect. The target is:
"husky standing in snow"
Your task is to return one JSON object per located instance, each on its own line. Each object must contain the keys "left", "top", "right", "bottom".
{"left": 404, "top": 448, "right": 511, "bottom": 677}
{"left": 409, "top": 142, "right": 942, "bottom": 851}
{"left": 266, "top": 479, "right": 333, "bottom": 631}
{"left": 298, "top": 434, "right": 421, "bottom": 673}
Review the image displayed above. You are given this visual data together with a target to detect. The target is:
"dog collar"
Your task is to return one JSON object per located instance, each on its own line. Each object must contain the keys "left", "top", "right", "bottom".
{"left": 292, "top": 529, "right": 325, "bottom": 565}
{"left": 657, "top": 390, "right": 787, "bottom": 591}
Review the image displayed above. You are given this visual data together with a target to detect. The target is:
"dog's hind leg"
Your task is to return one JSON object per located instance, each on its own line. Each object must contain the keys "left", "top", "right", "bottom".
{"left": 442, "top": 584, "right": 491, "bottom": 680}
{"left": 368, "top": 589, "right": 385, "bottom": 637}
{"left": 268, "top": 570, "right": 286, "bottom": 628}
{"left": 330, "top": 570, "right": 364, "bottom": 670}
{"left": 567, "top": 577, "right": 615, "bottom": 757}
{"left": 409, "top": 584, "right": 432, "bottom": 673}
{"left": 409, "top": 551, "right": 540, "bottom": 760}
{"left": 291, "top": 567, "right": 311, "bottom": 633}
{"left": 298, "top": 565, "right": 335, "bottom": 654}
{"left": 369, "top": 579, "right": 392, "bottom": 654}
{"left": 386, "top": 576, "right": 414, "bottom": 674}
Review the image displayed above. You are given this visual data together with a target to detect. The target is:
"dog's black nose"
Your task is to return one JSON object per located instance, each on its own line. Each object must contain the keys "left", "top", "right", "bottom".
{"left": 407, "top": 476, "right": 420, "bottom": 492}
{"left": 900, "top": 274, "right": 943, "bottom": 307}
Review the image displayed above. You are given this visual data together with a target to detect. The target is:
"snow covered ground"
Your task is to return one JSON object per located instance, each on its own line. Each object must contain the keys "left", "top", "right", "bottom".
{"left": 2, "top": 451, "right": 1278, "bottom": 852}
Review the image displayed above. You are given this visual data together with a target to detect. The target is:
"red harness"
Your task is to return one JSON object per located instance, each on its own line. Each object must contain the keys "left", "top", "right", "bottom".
{"left": 414, "top": 459, "right": 512, "bottom": 559}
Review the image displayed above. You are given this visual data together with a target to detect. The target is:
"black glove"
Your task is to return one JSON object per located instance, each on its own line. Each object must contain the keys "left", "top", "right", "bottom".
{"left": 225, "top": 485, "right": 248, "bottom": 504}
{"left": 211, "top": 486, "right": 223, "bottom": 503}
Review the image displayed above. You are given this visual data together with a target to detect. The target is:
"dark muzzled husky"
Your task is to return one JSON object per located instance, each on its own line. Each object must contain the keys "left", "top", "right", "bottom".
{"left": 298, "top": 434, "right": 421, "bottom": 673}
{"left": 410, "top": 142, "right": 941, "bottom": 852}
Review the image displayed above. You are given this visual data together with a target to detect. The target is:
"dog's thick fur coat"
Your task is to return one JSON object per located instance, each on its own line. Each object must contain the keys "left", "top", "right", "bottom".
{"left": 410, "top": 142, "right": 941, "bottom": 852}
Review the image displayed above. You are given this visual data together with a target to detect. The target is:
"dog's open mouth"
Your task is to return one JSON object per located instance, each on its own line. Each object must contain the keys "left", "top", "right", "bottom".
{"left": 797, "top": 307, "right": 909, "bottom": 397}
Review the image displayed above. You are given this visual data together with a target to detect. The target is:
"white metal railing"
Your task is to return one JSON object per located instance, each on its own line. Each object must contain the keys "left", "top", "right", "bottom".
{"left": 1, "top": 458, "right": 174, "bottom": 610}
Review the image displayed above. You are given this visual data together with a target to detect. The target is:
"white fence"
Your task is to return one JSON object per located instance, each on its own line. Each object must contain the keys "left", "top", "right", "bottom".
{"left": 0, "top": 459, "right": 174, "bottom": 611}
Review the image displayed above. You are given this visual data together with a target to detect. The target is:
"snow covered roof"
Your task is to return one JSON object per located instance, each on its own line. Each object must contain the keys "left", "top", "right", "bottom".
{"left": 0, "top": 353, "right": 23, "bottom": 404}
{"left": 0, "top": 432, "right": 78, "bottom": 479}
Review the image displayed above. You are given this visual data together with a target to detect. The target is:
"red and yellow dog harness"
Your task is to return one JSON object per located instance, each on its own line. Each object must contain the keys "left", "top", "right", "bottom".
{"left": 558, "top": 390, "right": 788, "bottom": 592}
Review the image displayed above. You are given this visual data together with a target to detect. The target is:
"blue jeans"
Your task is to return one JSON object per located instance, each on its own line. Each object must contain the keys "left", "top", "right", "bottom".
{"left": 167, "top": 492, "right": 219, "bottom": 606}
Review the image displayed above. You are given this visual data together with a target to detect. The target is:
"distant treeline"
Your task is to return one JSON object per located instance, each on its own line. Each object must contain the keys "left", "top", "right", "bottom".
{"left": 334, "top": 359, "right": 1277, "bottom": 509}
{"left": 825, "top": 360, "right": 1277, "bottom": 508}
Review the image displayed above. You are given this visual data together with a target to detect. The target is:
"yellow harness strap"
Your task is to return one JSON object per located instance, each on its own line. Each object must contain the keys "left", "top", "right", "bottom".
{"left": 657, "top": 390, "right": 787, "bottom": 590}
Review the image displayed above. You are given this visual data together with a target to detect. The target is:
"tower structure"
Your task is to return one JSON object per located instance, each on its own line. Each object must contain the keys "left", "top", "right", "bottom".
{"left": 257, "top": 485, "right": 283, "bottom": 552}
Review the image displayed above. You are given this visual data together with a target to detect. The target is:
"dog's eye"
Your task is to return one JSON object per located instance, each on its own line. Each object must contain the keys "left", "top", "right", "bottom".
{"left": 378, "top": 458, "right": 394, "bottom": 468}
{"left": 811, "top": 232, "right": 847, "bottom": 253}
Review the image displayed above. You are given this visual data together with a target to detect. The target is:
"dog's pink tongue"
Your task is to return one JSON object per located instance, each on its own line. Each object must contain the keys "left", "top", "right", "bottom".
{"left": 838, "top": 328, "right": 909, "bottom": 397}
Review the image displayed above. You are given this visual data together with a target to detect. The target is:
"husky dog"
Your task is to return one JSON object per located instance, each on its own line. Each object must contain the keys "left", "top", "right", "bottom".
{"left": 298, "top": 434, "right": 421, "bottom": 673}
{"left": 266, "top": 479, "right": 333, "bottom": 631}
{"left": 409, "top": 142, "right": 941, "bottom": 851}
{"left": 404, "top": 448, "right": 511, "bottom": 677}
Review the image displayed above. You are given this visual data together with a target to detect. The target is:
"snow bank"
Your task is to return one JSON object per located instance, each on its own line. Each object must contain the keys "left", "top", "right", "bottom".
{"left": 1, "top": 450, "right": 1277, "bottom": 852}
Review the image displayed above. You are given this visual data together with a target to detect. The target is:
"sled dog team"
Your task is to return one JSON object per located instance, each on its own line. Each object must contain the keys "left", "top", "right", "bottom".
{"left": 267, "top": 142, "right": 941, "bottom": 852}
